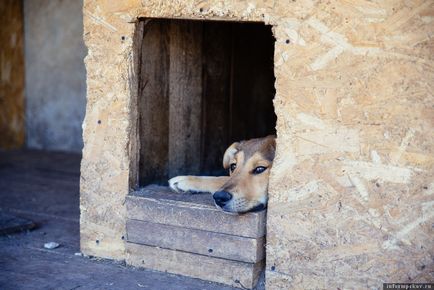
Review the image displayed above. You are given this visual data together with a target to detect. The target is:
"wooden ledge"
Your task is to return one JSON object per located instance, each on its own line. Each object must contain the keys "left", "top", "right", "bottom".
{"left": 126, "top": 185, "right": 266, "bottom": 238}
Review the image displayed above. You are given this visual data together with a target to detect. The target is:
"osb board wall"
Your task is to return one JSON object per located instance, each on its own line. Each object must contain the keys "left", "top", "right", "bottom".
{"left": 0, "top": 0, "right": 25, "bottom": 149}
{"left": 81, "top": 1, "right": 434, "bottom": 288}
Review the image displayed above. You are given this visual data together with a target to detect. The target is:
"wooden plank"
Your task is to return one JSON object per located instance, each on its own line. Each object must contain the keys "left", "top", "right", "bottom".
{"left": 139, "top": 20, "right": 170, "bottom": 185}
{"left": 126, "top": 185, "right": 266, "bottom": 238}
{"left": 126, "top": 242, "right": 264, "bottom": 289}
{"left": 200, "top": 22, "right": 232, "bottom": 175}
{"left": 126, "top": 219, "right": 265, "bottom": 263}
{"left": 168, "top": 20, "right": 203, "bottom": 178}
{"left": 229, "top": 23, "right": 276, "bottom": 142}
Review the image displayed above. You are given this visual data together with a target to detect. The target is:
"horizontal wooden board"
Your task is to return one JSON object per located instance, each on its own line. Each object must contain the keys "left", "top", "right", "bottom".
{"left": 126, "top": 242, "right": 263, "bottom": 289}
{"left": 126, "top": 219, "right": 265, "bottom": 263}
{"left": 126, "top": 185, "right": 266, "bottom": 238}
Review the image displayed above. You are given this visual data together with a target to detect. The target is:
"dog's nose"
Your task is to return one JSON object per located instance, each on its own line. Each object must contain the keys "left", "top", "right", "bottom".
{"left": 213, "top": 191, "right": 232, "bottom": 207}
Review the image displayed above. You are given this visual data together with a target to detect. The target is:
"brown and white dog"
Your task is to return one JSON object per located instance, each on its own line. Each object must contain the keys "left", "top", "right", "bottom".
{"left": 168, "top": 135, "right": 276, "bottom": 214}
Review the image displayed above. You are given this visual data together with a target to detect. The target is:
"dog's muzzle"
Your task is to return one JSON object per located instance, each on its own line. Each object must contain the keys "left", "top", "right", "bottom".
{"left": 213, "top": 191, "right": 232, "bottom": 208}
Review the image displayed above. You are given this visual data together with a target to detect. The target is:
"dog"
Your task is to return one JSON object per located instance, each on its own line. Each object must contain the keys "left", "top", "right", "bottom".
{"left": 168, "top": 135, "right": 276, "bottom": 214}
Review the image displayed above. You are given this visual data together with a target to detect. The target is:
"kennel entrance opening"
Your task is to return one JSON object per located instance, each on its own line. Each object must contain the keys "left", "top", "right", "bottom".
{"left": 137, "top": 18, "right": 276, "bottom": 186}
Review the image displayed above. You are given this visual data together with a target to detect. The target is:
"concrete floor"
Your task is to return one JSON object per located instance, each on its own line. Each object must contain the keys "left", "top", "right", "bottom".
{"left": 0, "top": 150, "right": 243, "bottom": 290}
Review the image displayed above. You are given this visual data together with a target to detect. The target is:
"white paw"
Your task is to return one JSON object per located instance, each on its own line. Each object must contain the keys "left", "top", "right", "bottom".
{"left": 168, "top": 176, "right": 192, "bottom": 193}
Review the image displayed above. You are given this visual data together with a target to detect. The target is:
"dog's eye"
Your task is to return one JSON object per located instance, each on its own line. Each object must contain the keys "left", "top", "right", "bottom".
{"left": 252, "top": 166, "right": 267, "bottom": 175}
{"left": 230, "top": 163, "right": 237, "bottom": 172}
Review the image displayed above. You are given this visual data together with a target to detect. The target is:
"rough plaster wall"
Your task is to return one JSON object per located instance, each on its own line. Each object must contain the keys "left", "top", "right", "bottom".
{"left": 24, "top": 0, "right": 86, "bottom": 152}
{"left": 81, "top": 0, "right": 434, "bottom": 288}
{"left": 0, "top": 0, "right": 25, "bottom": 149}
{"left": 80, "top": 2, "right": 140, "bottom": 260}
{"left": 267, "top": 1, "right": 434, "bottom": 288}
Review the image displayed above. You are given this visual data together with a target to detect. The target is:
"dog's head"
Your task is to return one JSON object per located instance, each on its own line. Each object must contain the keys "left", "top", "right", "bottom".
{"left": 213, "top": 135, "right": 276, "bottom": 214}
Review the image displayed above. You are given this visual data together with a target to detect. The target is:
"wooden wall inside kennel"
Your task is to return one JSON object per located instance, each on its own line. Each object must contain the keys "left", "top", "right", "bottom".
{"left": 137, "top": 19, "right": 276, "bottom": 186}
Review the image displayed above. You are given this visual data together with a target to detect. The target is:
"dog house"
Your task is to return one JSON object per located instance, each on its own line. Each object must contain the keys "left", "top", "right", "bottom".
{"left": 81, "top": 1, "right": 434, "bottom": 289}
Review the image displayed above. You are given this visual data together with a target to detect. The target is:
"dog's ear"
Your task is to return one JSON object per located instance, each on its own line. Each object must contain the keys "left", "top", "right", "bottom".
{"left": 263, "top": 135, "right": 276, "bottom": 161}
{"left": 266, "top": 135, "right": 276, "bottom": 153}
{"left": 223, "top": 142, "right": 239, "bottom": 169}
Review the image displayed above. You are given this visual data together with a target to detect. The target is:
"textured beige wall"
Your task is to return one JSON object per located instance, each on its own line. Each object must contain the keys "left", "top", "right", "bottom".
{"left": 24, "top": 0, "right": 87, "bottom": 152}
{"left": 81, "top": 0, "right": 434, "bottom": 288}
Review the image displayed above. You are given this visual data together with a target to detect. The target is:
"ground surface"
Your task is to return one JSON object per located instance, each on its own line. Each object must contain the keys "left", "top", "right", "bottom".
{"left": 0, "top": 150, "right": 241, "bottom": 290}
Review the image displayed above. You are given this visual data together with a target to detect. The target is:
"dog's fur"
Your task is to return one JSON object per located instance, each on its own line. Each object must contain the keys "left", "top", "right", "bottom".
{"left": 169, "top": 135, "right": 276, "bottom": 213}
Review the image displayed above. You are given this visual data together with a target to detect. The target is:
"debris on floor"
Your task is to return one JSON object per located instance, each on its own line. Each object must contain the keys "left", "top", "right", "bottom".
{"left": 0, "top": 212, "right": 36, "bottom": 235}
{"left": 74, "top": 252, "right": 89, "bottom": 258}
{"left": 44, "top": 242, "right": 60, "bottom": 249}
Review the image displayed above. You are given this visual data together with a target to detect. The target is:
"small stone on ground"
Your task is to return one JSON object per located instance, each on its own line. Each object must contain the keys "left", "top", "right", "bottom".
{"left": 44, "top": 242, "right": 60, "bottom": 249}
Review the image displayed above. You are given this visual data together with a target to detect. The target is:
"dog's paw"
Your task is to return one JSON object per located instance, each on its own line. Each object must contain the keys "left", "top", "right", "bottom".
{"left": 168, "top": 176, "right": 193, "bottom": 193}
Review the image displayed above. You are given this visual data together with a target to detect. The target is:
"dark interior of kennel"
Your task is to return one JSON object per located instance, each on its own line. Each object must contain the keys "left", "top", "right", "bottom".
{"left": 137, "top": 19, "right": 276, "bottom": 186}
